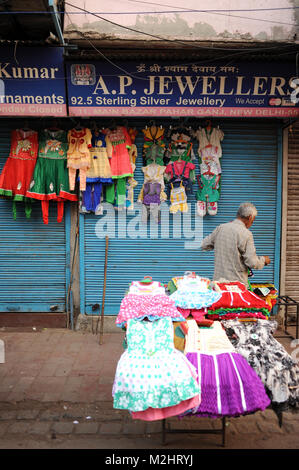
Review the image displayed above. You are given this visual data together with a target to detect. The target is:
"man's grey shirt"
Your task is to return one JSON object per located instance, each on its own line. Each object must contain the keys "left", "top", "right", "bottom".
{"left": 201, "top": 218, "right": 265, "bottom": 285}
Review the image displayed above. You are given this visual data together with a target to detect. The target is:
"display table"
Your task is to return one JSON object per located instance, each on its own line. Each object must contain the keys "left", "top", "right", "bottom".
{"left": 161, "top": 416, "right": 226, "bottom": 446}
{"left": 274, "top": 295, "right": 299, "bottom": 340}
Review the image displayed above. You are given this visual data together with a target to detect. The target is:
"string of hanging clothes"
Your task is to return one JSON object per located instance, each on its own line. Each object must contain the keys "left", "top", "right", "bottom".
{"left": 0, "top": 119, "right": 225, "bottom": 223}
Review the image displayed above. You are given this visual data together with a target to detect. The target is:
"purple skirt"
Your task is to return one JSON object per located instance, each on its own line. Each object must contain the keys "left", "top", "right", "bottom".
{"left": 182, "top": 352, "right": 270, "bottom": 419}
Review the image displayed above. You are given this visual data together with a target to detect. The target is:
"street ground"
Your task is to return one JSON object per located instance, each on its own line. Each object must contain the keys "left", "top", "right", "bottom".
{"left": 0, "top": 324, "right": 298, "bottom": 452}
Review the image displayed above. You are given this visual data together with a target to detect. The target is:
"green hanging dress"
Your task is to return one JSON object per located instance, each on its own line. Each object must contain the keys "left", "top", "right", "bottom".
{"left": 26, "top": 129, "right": 77, "bottom": 202}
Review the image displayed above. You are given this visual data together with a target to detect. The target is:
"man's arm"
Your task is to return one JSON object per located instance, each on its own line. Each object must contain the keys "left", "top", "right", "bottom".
{"left": 241, "top": 232, "right": 266, "bottom": 270}
{"left": 201, "top": 227, "right": 219, "bottom": 251}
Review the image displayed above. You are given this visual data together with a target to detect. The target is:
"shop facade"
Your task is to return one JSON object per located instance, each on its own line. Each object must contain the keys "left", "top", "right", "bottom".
{"left": 0, "top": 46, "right": 298, "bottom": 327}
{"left": 65, "top": 57, "right": 296, "bottom": 321}
{"left": 0, "top": 45, "right": 72, "bottom": 327}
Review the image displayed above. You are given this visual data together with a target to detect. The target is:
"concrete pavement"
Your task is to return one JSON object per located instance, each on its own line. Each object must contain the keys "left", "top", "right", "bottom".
{"left": 0, "top": 324, "right": 298, "bottom": 450}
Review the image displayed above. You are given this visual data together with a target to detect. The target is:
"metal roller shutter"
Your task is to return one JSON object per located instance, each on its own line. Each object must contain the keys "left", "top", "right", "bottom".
{"left": 0, "top": 120, "right": 69, "bottom": 313}
{"left": 80, "top": 118, "right": 281, "bottom": 316}
{"left": 285, "top": 122, "right": 299, "bottom": 301}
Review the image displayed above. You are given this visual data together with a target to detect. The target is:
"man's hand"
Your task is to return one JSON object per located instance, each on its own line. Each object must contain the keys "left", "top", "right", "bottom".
{"left": 264, "top": 256, "right": 271, "bottom": 265}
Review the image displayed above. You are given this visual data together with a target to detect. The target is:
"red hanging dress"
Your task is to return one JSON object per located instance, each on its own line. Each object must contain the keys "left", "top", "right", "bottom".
{"left": 102, "top": 126, "right": 133, "bottom": 178}
{"left": 0, "top": 128, "right": 39, "bottom": 218}
{"left": 0, "top": 128, "right": 39, "bottom": 200}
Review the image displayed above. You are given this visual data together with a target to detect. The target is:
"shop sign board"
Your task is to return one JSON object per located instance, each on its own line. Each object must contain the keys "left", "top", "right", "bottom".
{"left": 66, "top": 60, "right": 299, "bottom": 117}
{"left": 0, "top": 46, "right": 67, "bottom": 117}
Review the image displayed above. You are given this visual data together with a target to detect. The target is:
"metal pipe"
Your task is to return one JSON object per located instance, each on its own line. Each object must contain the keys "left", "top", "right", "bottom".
{"left": 48, "top": 0, "right": 65, "bottom": 46}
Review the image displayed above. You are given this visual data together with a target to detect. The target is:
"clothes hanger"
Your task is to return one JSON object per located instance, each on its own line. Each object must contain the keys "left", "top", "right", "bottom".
{"left": 90, "top": 120, "right": 98, "bottom": 132}
{"left": 48, "top": 120, "right": 61, "bottom": 131}
{"left": 108, "top": 119, "right": 117, "bottom": 131}
{"left": 139, "top": 276, "right": 153, "bottom": 284}
{"left": 204, "top": 120, "right": 213, "bottom": 147}
{"left": 75, "top": 120, "right": 83, "bottom": 130}
{"left": 184, "top": 271, "right": 196, "bottom": 277}
{"left": 205, "top": 119, "right": 212, "bottom": 131}
{"left": 21, "top": 120, "right": 31, "bottom": 132}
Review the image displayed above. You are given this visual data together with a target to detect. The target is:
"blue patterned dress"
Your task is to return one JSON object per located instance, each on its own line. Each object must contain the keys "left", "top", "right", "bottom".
{"left": 170, "top": 276, "right": 221, "bottom": 309}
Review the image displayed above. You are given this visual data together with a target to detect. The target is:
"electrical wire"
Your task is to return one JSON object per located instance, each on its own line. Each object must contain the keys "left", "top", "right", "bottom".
{"left": 65, "top": 2, "right": 299, "bottom": 52}
{"left": 0, "top": 6, "right": 299, "bottom": 16}
{"left": 1, "top": 5, "right": 299, "bottom": 15}
{"left": 124, "top": 0, "right": 299, "bottom": 26}
{"left": 64, "top": 11, "right": 299, "bottom": 89}
{"left": 127, "top": 0, "right": 298, "bottom": 12}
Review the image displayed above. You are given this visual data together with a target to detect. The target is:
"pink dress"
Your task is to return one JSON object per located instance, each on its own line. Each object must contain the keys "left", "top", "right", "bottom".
{"left": 103, "top": 126, "right": 133, "bottom": 179}
{"left": 131, "top": 394, "right": 200, "bottom": 421}
{"left": 116, "top": 280, "right": 185, "bottom": 328}
{"left": 116, "top": 294, "right": 185, "bottom": 328}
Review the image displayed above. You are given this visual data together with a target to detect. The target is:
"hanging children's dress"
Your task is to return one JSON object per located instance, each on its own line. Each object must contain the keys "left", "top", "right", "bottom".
{"left": 165, "top": 160, "right": 195, "bottom": 195}
{"left": 164, "top": 126, "right": 196, "bottom": 164}
{"left": 67, "top": 127, "right": 92, "bottom": 192}
{"left": 181, "top": 320, "right": 271, "bottom": 419}
{"left": 103, "top": 126, "right": 133, "bottom": 207}
{"left": 0, "top": 128, "right": 39, "bottom": 219}
{"left": 116, "top": 279, "right": 185, "bottom": 328}
{"left": 142, "top": 124, "right": 166, "bottom": 166}
{"left": 137, "top": 163, "right": 167, "bottom": 223}
{"left": 126, "top": 128, "right": 138, "bottom": 211}
{"left": 79, "top": 130, "right": 113, "bottom": 215}
{"left": 194, "top": 124, "right": 224, "bottom": 217}
{"left": 165, "top": 160, "right": 195, "bottom": 214}
{"left": 112, "top": 317, "right": 200, "bottom": 413}
{"left": 170, "top": 275, "right": 221, "bottom": 309}
{"left": 195, "top": 125, "right": 224, "bottom": 158}
{"left": 207, "top": 281, "right": 272, "bottom": 320}
{"left": 222, "top": 319, "right": 299, "bottom": 415}
{"left": 128, "top": 280, "right": 166, "bottom": 296}
{"left": 26, "top": 129, "right": 78, "bottom": 224}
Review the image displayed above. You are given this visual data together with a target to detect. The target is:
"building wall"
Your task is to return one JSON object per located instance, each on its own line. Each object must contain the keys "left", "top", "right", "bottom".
{"left": 64, "top": 0, "right": 298, "bottom": 43}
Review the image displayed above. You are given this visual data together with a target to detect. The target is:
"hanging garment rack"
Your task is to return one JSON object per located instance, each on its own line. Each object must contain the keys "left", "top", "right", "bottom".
{"left": 274, "top": 295, "right": 299, "bottom": 340}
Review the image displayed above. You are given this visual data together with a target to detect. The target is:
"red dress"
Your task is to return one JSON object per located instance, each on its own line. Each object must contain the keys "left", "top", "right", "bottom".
{"left": 165, "top": 160, "right": 195, "bottom": 179}
{"left": 0, "top": 128, "right": 38, "bottom": 201}
{"left": 103, "top": 126, "right": 133, "bottom": 178}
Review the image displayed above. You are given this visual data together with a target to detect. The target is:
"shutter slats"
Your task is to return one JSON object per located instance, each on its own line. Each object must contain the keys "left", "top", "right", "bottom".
{"left": 285, "top": 123, "right": 299, "bottom": 302}
{"left": 82, "top": 119, "right": 278, "bottom": 315}
{"left": 0, "top": 120, "right": 67, "bottom": 312}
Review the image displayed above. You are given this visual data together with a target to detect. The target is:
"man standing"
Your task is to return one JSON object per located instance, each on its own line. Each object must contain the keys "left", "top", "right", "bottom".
{"left": 201, "top": 202, "right": 270, "bottom": 286}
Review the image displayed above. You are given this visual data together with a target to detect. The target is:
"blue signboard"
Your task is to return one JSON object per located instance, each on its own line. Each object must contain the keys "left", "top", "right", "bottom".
{"left": 0, "top": 45, "right": 67, "bottom": 117}
{"left": 66, "top": 60, "right": 299, "bottom": 117}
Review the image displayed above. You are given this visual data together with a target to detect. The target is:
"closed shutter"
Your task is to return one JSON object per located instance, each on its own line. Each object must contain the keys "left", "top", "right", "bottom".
{"left": 285, "top": 122, "right": 299, "bottom": 301}
{"left": 80, "top": 119, "right": 280, "bottom": 315}
{"left": 0, "top": 120, "right": 69, "bottom": 313}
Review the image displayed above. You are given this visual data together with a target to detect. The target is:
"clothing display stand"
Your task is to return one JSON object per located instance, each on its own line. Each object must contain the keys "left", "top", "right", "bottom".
{"left": 274, "top": 295, "right": 299, "bottom": 340}
{"left": 161, "top": 416, "right": 226, "bottom": 447}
